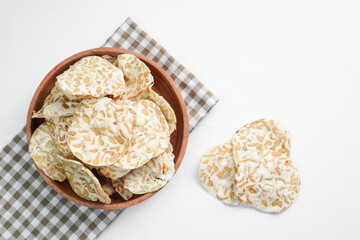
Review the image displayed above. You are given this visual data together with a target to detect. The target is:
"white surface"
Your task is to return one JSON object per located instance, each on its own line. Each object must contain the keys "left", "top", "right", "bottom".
{"left": 1, "top": 0, "right": 360, "bottom": 239}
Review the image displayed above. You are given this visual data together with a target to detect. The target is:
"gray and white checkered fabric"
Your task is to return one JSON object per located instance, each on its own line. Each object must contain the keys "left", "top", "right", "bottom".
{"left": 0, "top": 17, "right": 218, "bottom": 240}
{"left": 0, "top": 128, "right": 120, "bottom": 240}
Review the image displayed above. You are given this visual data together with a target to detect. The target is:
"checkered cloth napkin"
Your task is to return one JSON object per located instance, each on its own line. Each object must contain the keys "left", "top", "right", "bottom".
{"left": 0, "top": 17, "right": 218, "bottom": 240}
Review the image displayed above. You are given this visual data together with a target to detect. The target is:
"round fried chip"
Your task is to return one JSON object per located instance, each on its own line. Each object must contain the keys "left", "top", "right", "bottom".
{"left": 29, "top": 123, "right": 66, "bottom": 182}
{"left": 33, "top": 101, "right": 78, "bottom": 118}
{"left": 130, "top": 87, "right": 176, "bottom": 134}
{"left": 32, "top": 83, "right": 79, "bottom": 118}
{"left": 46, "top": 82, "right": 78, "bottom": 105}
{"left": 115, "top": 100, "right": 167, "bottom": 169}
{"left": 232, "top": 119, "right": 299, "bottom": 212}
{"left": 46, "top": 115, "right": 74, "bottom": 157}
{"left": 235, "top": 152, "right": 300, "bottom": 212}
{"left": 152, "top": 100, "right": 170, "bottom": 157}
{"left": 147, "top": 88, "right": 176, "bottom": 133}
{"left": 124, "top": 144, "right": 175, "bottom": 194}
{"left": 114, "top": 54, "right": 154, "bottom": 100}
{"left": 112, "top": 177, "right": 133, "bottom": 200}
{"left": 57, "top": 56, "right": 125, "bottom": 98}
{"left": 61, "top": 157, "right": 111, "bottom": 204}
{"left": 199, "top": 142, "right": 241, "bottom": 205}
{"left": 68, "top": 97, "right": 136, "bottom": 166}
{"left": 232, "top": 119, "right": 290, "bottom": 165}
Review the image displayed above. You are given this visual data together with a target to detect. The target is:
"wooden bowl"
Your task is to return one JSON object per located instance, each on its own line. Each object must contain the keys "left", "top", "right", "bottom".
{"left": 26, "top": 48, "right": 189, "bottom": 209}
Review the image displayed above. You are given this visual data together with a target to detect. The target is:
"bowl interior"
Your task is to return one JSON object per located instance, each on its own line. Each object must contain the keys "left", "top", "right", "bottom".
{"left": 26, "top": 48, "right": 189, "bottom": 209}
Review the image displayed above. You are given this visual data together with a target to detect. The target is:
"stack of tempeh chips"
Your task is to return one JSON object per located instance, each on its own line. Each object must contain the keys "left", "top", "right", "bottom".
{"left": 30, "top": 54, "right": 177, "bottom": 203}
{"left": 199, "top": 119, "right": 300, "bottom": 213}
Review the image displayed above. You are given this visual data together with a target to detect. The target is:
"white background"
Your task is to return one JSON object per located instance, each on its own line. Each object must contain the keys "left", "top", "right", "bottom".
{"left": 1, "top": 0, "right": 360, "bottom": 239}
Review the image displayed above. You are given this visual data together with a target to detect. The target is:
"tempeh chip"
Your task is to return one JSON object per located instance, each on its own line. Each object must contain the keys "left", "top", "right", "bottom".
{"left": 124, "top": 145, "right": 175, "bottom": 194}
{"left": 235, "top": 151, "right": 300, "bottom": 212}
{"left": 114, "top": 100, "right": 168, "bottom": 169}
{"left": 32, "top": 83, "right": 79, "bottom": 118}
{"left": 46, "top": 115, "right": 74, "bottom": 157}
{"left": 199, "top": 142, "right": 241, "bottom": 205}
{"left": 57, "top": 56, "right": 125, "bottom": 98}
{"left": 29, "top": 123, "right": 66, "bottom": 182}
{"left": 67, "top": 97, "right": 136, "bottom": 166}
{"left": 114, "top": 54, "right": 154, "bottom": 100}
{"left": 61, "top": 156, "right": 111, "bottom": 204}
{"left": 232, "top": 119, "right": 299, "bottom": 212}
{"left": 98, "top": 165, "right": 130, "bottom": 180}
